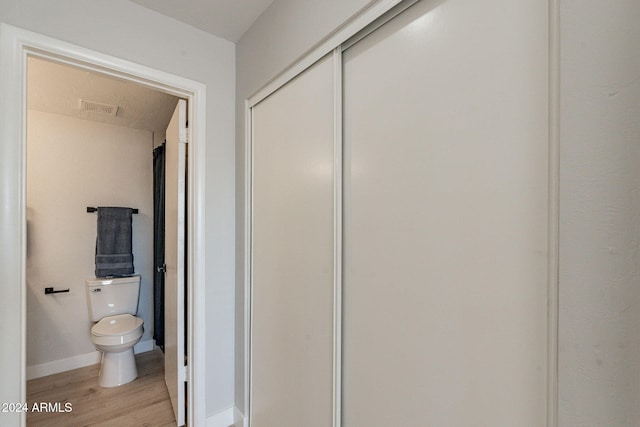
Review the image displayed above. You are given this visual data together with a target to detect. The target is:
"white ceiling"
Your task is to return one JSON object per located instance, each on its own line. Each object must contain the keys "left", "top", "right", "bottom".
{"left": 28, "top": 57, "right": 179, "bottom": 134}
{"left": 129, "top": 0, "right": 274, "bottom": 43}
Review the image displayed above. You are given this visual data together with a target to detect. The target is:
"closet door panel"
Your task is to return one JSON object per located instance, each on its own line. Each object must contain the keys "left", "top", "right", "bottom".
{"left": 251, "top": 54, "right": 335, "bottom": 427}
{"left": 342, "top": 0, "right": 549, "bottom": 425}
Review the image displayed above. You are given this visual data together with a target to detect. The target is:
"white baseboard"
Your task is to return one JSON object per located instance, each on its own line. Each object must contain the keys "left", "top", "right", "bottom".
{"left": 27, "top": 350, "right": 101, "bottom": 380}
{"left": 207, "top": 406, "right": 244, "bottom": 427}
{"left": 27, "top": 339, "right": 154, "bottom": 380}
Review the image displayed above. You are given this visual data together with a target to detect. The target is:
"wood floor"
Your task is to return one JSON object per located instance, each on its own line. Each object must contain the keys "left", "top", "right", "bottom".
{"left": 27, "top": 349, "right": 177, "bottom": 426}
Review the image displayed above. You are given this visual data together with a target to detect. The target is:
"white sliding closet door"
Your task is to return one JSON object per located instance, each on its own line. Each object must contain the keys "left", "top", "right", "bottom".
{"left": 342, "top": 1, "right": 549, "bottom": 426}
{"left": 250, "top": 54, "right": 335, "bottom": 427}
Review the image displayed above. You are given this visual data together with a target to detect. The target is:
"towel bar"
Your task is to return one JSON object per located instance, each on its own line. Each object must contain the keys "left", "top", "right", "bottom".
{"left": 86, "top": 207, "right": 138, "bottom": 214}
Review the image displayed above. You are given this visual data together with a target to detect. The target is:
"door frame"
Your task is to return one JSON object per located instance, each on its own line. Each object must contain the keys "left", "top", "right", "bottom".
{"left": 0, "top": 23, "right": 207, "bottom": 426}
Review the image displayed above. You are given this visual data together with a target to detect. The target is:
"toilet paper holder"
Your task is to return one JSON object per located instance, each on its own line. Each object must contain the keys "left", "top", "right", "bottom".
{"left": 45, "top": 287, "right": 70, "bottom": 295}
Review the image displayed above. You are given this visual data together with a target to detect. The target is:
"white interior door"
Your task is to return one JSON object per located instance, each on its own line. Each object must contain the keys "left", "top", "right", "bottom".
{"left": 250, "top": 54, "right": 336, "bottom": 427}
{"left": 164, "top": 99, "right": 187, "bottom": 426}
{"left": 342, "top": 1, "right": 549, "bottom": 425}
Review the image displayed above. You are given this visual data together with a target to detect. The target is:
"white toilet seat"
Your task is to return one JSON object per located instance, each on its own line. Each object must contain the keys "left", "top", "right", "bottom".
{"left": 85, "top": 276, "right": 143, "bottom": 387}
{"left": 91, "top": 314, "right": 143, "bottom": 347}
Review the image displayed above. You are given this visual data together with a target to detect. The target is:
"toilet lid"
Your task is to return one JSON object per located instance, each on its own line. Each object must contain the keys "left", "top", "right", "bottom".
{"left": 92, "top": 314, "right": 143, "bottom": 336}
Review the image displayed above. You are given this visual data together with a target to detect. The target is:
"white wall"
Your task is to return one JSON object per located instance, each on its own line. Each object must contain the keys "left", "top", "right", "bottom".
{"left": 0, "top": 0, "right": 235, "bottom": 418}
{"left": 559, "top": 0, "right": 640, "bottom": 425}
{"left": 235, "top": 0, "right": 374, "bottom": 411}
{"left": 26, "top": 110, "right": 153, "bottom": 371}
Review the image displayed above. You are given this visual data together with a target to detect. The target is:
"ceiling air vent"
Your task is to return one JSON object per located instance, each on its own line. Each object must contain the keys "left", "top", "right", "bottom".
{"left": 79, "top": 99, "right": 119, "bottom": 116}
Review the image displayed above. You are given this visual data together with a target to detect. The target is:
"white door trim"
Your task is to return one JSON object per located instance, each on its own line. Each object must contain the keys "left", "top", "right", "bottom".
{"left": 547, "top": 0, "right": 561, "bottom": 425}
{"left": 243, "top": 98, "right": 253, "bottom": 427}
{"left": 0, "top": 23, "right": 207, "bottom": 426}
{"left": 331, "top": 46, "right": 343, "bottom": 427}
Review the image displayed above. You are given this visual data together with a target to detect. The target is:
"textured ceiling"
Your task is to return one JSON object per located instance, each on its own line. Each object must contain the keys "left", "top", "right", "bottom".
{"left": 129, "top": 0, "right": 274, "bottom": 42}
{"left": 27, "top": 57, "right": 179, "bottom": 134}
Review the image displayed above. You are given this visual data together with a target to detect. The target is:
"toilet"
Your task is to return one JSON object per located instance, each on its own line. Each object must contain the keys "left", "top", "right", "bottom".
{"left": 86, "top": 275, "right": 144, "bottom": 388}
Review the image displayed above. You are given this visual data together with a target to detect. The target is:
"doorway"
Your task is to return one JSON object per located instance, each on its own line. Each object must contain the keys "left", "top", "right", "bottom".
{"left": 25, "top": 55, "right": 187, "bottom": 424}
{"left": 0, "top": 24, "right": 207, "bottom": 427}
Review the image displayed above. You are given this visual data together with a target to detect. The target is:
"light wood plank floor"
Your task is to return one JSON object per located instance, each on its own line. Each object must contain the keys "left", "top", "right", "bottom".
{"left": 27, "top": 349, "right": 177, "bottom": 426}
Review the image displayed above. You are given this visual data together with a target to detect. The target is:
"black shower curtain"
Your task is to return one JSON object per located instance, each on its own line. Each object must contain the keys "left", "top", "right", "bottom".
{"left": 153, "top": 143, "right": 166, "bottom": 351}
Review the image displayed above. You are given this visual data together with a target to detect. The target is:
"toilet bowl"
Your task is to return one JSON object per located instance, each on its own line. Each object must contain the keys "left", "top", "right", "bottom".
{"left": 86, "top": 275, "right": 144, "bottom": 388}
{"left": 91, "top": 313, "right": 144, "bottom": 387}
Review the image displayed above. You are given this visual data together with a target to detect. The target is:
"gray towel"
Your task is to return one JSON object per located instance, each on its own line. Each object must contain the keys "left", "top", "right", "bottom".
{"left": 95, "top": 207, "right": 134, "bottom": 277}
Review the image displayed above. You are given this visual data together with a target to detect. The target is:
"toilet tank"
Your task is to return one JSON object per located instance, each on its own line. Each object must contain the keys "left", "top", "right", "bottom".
{"left": 86, "top": 275, "right": 141, "bottom": 321}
